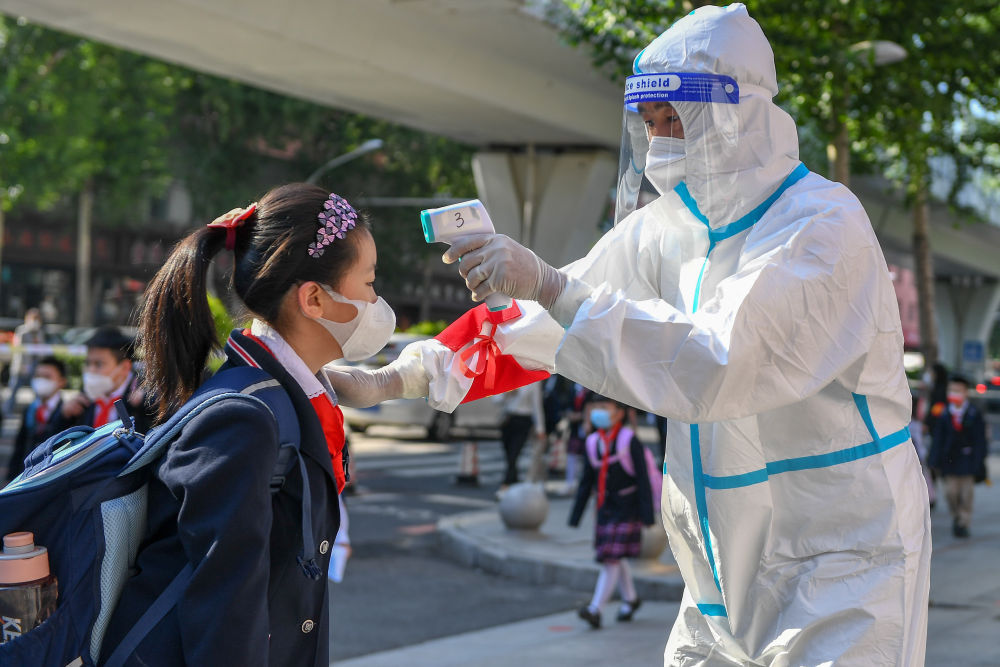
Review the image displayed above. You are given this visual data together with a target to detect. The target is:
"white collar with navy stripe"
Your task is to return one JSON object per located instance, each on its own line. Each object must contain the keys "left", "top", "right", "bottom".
{"left": 249, "top": 319, "right": 338, "bottom": 406}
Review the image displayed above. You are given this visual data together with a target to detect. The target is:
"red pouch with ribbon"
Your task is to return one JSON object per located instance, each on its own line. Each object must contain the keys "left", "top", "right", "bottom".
{"left": 435, "top": 302, "right": 549, "bottom": 404}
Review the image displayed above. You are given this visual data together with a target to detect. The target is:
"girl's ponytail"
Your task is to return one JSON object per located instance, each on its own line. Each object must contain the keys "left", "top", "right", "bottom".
{"left": 139, "top": 226, "right": 226, "bottom": 421}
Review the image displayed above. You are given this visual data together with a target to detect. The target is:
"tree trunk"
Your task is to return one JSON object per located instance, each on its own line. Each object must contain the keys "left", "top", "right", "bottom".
{"left": 76, "top": 184, "right": 95, "bottom": 326}
{"left": 0, "top": 203, "right": 5, "bottom": 314}
{"left": 912, "top": 184, "right": 938, "bottom": 370}
{"left": 829, "top": 74, "right": 851, "bottom": 187}
{"left": 831, "top": 120, "right": 850, "bottom": 187}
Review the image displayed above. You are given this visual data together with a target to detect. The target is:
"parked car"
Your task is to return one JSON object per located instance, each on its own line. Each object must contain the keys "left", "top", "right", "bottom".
{"left": 332, "top": 333, "right": 505, "bottom": 441}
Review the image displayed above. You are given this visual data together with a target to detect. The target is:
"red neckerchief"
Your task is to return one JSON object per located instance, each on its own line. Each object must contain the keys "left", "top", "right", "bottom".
{"left": 93, "top": 379, "right": 128, "bottom": 428}
{"left": 949, "top": 405, "right": 965, "bottom": 432}
{"left": 34, "top": 402, "right": 48, "bottom": 429}
{"left": 310, "top": 396, "right": 346, "bottom": 493}
{"left": 596, "top": 423, "right": 622, "bottom": 508}
{"left": 243, "top": 330, "right": 347, "bottom": 493}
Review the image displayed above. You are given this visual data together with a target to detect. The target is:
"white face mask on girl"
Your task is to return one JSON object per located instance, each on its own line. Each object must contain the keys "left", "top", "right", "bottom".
{"left": 645, "top": 136, "right": 686, "bottom": 195}
{"left": 314, "top": 285, "right": 396, "bottom": 362}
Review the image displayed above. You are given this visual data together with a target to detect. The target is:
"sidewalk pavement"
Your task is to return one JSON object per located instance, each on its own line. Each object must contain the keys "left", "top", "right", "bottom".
{"left": 437, "top": 487, "right": 685, "bottom": 602}
{"left": 339, "top": 455, "right": 1000, "bottom": 666}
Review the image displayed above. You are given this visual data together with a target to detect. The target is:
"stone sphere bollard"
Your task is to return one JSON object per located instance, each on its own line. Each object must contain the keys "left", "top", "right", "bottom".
{"left": 639, "top": 521, "right": 668, "bottom": 559}
{"left": 498, "top": 482, "right": 549, "bottom": 530}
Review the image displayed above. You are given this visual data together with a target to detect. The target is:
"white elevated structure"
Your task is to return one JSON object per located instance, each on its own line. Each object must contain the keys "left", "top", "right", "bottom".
{"left": 2, "top": 0, "right": 997, "bottom": 367}
{"left": 0, "top": 0, "right": 620, "bottom": 268}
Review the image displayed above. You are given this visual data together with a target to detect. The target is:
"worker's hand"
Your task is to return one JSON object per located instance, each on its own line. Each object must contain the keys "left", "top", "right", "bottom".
{"left": 443, "top": 234, "right": 566, "bottom": 310}
{"left": 62, "top": 393, "right": 89, "bottom": 419}
{"left": 325, "top": 342, "right": 430, "bottom": 408}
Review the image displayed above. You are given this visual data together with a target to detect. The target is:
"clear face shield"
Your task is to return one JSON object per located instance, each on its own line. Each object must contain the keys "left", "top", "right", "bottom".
{"left": 615, "top": 73, "right": 741, "bottom": 226}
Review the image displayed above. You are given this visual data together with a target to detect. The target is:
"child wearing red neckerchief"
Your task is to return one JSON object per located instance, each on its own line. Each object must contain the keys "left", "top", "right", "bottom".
{"left": 568, "top": 394, "right": 656, "bottom": 629}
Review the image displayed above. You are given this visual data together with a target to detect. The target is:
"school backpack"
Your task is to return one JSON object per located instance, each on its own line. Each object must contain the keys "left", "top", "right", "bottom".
{"left": 585, "top": 427, "right": 663, "bottom": 512}
{"left": 0, "top": 365, "right": 301, "bottom": 667}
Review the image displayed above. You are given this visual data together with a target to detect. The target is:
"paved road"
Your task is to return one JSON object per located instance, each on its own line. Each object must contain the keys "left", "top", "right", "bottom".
{"left": 330, "top": 425, "right": 584, "bottom": 661}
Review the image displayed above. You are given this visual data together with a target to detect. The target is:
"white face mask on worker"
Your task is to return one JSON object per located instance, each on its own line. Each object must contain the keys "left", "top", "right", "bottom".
{"left": 313, "top": 285, "right": 396, "bottom": 362}
{"left": 645, "top": 136, "right": 686, "bottom": 195}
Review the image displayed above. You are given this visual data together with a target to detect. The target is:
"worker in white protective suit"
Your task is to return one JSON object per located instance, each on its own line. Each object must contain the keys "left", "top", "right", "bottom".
{"left": 326, "top": 4, "right": 931, "bottom": 665}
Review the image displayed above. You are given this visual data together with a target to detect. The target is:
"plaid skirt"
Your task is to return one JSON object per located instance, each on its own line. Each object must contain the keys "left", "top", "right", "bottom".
{"left": 593, "top": 520, "right": 643, "bottom": 562}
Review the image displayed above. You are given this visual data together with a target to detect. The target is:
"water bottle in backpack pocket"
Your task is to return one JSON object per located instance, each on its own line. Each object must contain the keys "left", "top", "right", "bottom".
{"left": 0, "top": 531, "right": 59, "bottom": 645}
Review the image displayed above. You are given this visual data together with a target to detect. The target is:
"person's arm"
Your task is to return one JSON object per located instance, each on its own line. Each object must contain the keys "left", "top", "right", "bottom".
{"left": 555, "top": 204, "right": 895, "bottom": 423}
{"left": 972, "top": 409, "right": 989, "bottom": 464}
{"left": 630, "top": 437, "right": 655, "bottom": 526}
{"left": 529, "top": 383, "right": 546, "bottom": 439}
{"left": 569, "top": 455, "right": 596, "bottom": 527}
{"left": 327, "top": 215, "right": 657, "bottom": 411}
{"left": 61, "top": 392, "right": 90, "bottom": 421}
{"left": 157, "top": 398, "right": 279, "bottom": 666}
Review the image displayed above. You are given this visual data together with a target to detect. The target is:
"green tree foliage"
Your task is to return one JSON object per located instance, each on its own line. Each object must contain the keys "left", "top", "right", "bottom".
{"left": 0, "top": 16, "right": 478, "bottom": 299}
{"left": 0, "top": 15, "right": 175, "bottom": 214}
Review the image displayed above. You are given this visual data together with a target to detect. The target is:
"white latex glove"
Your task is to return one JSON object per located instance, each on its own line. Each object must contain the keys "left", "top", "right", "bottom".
{"left": 325, "top": 344, "right": 430, "bottom": 408}
{"left": 442, "top": 234, "right": 566, "bottom": 309}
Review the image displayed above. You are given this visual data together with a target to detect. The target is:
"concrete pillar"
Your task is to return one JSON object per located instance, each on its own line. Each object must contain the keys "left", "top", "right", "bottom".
{"left": 472, "top": 148, "right": 617, "bottom": 268}
{"left": 935, "top": 277, "right": 1000, "bottom": 377}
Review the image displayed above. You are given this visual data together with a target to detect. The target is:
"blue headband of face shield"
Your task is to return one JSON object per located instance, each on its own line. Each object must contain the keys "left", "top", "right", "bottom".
{"left": 623, "top": 72, "right": 740, "bottom": 110}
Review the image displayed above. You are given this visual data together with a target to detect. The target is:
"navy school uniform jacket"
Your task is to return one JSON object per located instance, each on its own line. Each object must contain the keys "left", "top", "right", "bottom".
{"left": 101, "top": 330, "right": 341, "bottom": 666}
{"left": 929, "top": 402, "right": 988, "bottom": 478}
{"left": 8, "top": 396, "right": 70, "bottom": 481}
{"left": 569, "top": 429, "right": 655, "bottom": 528}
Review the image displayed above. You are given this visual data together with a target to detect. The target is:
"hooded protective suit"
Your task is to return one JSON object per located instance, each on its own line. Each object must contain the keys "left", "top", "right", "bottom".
{"left": 330, "top": 4, "right": 931, "bottom": 664}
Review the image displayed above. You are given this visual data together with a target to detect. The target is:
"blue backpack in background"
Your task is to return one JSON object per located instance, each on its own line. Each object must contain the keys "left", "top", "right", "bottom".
{"left": 0, "top": 366, "right": 300, "bottom": 667}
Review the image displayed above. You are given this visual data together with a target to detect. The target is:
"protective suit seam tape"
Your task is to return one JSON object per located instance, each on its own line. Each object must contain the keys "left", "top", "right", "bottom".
{"left": 708, "top": 163, "right": 810, "bottom": 242}
{"left": 851, "top": 392, "right": 881, "bottom": 442}
{"left": 701, "top": 425, "right": 911, "bottom": 489}
{"left": 689, "top": 424, "right": 724, "bottom": 597}
{"left": 674, "top": 182, "right": 710, "bottom": 226}
{"left": 696, "top": 603, "right": 728, "bottom": 617}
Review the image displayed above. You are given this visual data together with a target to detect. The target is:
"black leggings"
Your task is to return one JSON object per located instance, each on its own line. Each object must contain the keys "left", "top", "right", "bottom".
{"left": 500, "top": 415, "right": 534, "bottom": 485}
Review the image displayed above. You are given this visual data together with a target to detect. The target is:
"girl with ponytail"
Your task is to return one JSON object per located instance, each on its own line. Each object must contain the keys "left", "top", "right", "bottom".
{"left": 101, "top": 183, "right": 398, "bottom": 667}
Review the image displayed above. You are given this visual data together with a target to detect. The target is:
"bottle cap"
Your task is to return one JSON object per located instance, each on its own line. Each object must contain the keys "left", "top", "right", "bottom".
{"left": 0, "top": 532, "right": 51, "bottom": 584}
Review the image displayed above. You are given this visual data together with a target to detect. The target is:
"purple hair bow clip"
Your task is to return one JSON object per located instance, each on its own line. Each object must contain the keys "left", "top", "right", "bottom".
{"left": 308, "top": 193, "right": 358, "bottom": 258}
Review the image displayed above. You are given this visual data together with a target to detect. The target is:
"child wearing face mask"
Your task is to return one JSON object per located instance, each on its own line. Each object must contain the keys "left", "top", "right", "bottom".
{"left": 60, "top": 326, "right": 157, "bottom": 434}
{"left": 928, "top": 375, "right": 989, "bottom": 539}
{"left": 569, "top": 394, "right": 655, "bottom": 630}
{"left": 100, "top": 185, "right": 395, "bottom": 667}
{"left": 6, "top": 356, "right": 69, "bottom": 482}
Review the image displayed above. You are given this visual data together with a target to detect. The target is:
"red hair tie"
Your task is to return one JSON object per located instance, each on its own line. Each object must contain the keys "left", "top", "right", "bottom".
{"left": 207, "top": 203, "right": 257, "bottom": 250}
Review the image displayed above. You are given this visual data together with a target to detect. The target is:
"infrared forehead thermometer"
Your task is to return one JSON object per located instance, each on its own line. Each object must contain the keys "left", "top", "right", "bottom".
{"left": 421, "top": 199, "right": 512, "bottom": 312}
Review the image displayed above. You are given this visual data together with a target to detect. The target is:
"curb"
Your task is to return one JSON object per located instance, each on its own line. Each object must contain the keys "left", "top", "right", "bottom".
{"left": 436, "top": 510, "right": 685, "bottom": 602}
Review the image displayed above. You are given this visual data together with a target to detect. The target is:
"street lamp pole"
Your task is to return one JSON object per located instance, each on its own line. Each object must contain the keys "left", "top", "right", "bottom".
{"left": 306, "top": 138, "right": 384, "bottom": 185}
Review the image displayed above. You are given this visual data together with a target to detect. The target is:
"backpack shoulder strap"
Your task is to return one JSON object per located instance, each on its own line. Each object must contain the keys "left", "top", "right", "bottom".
{"left": 616, "top": 427, "right": 636, "bottom": 477}
{"left": 584, "top": 432, "right": 601, "bottom": 468}
{"left": 232, "top": 370, "right": 301, "bottom": 493}
{"left": 103, "top": 563, "right": 193, "bottom": 667}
